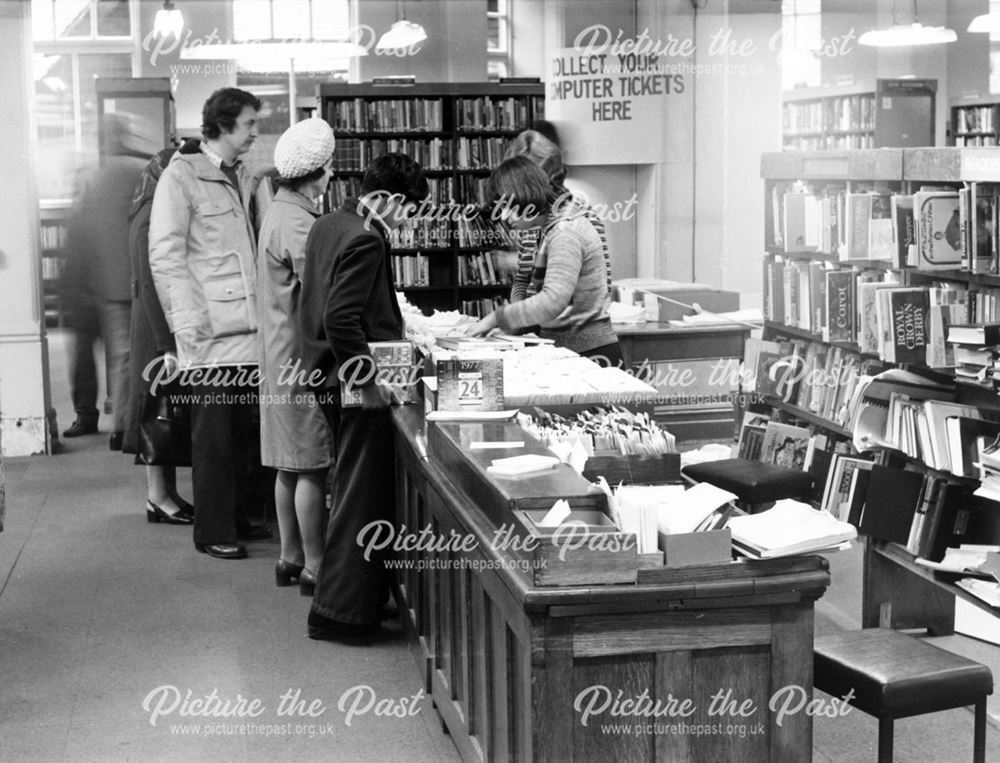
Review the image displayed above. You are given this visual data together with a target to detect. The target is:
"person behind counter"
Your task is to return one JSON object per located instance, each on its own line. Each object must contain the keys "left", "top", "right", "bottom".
{"left": 466, "top": 156, "right": 622, "bottom": 365}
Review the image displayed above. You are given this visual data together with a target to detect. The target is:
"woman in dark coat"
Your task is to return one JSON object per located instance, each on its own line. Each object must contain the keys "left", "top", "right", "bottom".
{"left": 122, "top": 148, "right": 193, "bottom": 524}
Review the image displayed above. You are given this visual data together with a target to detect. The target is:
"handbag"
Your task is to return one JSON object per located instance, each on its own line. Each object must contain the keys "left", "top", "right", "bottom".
{"left": 137, "top": 384, "right": 192, "bottom": 467}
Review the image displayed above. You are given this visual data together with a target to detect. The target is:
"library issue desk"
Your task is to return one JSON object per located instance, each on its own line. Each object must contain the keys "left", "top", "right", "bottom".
{"left": 390, "top": 406, "right": 830, "bottom": 762}
{"left": 613, "top": 322, "right": 751, "bottom": 443}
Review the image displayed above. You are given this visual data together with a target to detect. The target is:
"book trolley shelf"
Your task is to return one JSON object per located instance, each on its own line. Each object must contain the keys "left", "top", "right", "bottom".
{"left": 760, "top": 148, "right": 1000, "bottom": 634}
{"left": 318, "top": 82, "right": 545, "bottom": 316}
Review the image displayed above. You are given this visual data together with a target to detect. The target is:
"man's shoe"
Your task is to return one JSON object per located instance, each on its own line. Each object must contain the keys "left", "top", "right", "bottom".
{"left": 109, "top": 431, "right": 124, "bottom": 451}
{"left": 63, "top": 418, "right": 98, "bottom": 438}
{"left": 195, "top": 543, "right": 248, "bottom": 559}
{"left": 236, "top": 520, "right": 273, "bottom": 541}
{"left": 307, "top": 610, "right": 381, "bottom": 643}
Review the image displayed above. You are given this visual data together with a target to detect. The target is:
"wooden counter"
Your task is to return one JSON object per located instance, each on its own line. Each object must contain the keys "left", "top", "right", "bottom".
{"left": 391, "top": 407, "right": 829, "bottom": 762}
{"left": 613, "top": 322, "right": 751, "bottom": 442}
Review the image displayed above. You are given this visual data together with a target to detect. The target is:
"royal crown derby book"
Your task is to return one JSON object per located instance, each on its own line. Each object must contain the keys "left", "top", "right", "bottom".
{"left": 913, "top": 190, "right": 963, "bottom": 270}
{"left": 824, "top": 269, "right": 855, "bottom": 343}
{"left": 947, "top": 323, "right": 1000, "bottom": 346}
{"left": 726, "top": 499, "right": 857, "bottom": 559}
{"left": 877, "top": 288, "right": 929, "bottom": 364}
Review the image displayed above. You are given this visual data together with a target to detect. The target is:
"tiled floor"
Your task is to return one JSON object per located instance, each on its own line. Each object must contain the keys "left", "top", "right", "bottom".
{"left": 0, "top": 329, "right": 997, "bottom": 761}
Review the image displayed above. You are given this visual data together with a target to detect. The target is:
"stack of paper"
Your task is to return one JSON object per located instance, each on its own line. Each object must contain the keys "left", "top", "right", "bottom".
{"left": 657, "top": 483, "right": 737, "bottom": 535}
{"left": 956, "top": 578, "right": 1000, "bottom": 608}
{"left": 726, "top": 499, "right": 857, "bottom": 559}
{"left": 615, "top": 485, "right": 684, "bottom": 552}
{"left": 486, "top": 454, "right": 560, "bottom": 477}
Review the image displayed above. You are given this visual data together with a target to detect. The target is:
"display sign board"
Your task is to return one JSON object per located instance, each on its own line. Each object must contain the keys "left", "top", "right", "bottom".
{"left": 545, "top": 47, "right": 675, "bottom": 165}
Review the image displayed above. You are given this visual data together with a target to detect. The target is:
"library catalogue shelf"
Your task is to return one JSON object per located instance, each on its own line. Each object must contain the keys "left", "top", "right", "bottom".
{"left": 758, "top": 147, "right": 1000, "bottom": 633}
{"left": 318, "top": 82, "right": 545, "bottom": 316}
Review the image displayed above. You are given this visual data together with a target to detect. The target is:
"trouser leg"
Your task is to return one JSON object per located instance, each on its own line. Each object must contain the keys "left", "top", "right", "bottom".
{"left": 312, "top": 401, "right": 395, "bottom": 625}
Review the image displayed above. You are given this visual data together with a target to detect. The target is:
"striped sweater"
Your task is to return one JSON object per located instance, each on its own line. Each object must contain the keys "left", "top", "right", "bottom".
{"left": 496, "top": 208, "right": 616, "bottom": 354}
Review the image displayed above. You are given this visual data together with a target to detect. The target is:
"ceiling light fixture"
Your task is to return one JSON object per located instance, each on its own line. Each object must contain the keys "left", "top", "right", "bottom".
{"left": 968, "top": 12, "right": 1000, "bottom": 35}
{"left": 154, "top": 0, "right": 184, "bottom": 39}
{"left": 858, "top": 0, "right": 956, "bottom": 47}
{"left": 376, "top": 0, "right": 427, "bottom": 52}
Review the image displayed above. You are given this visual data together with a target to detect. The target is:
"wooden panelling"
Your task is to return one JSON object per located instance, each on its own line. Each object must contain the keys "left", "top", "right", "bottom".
{"left": 573, "top": 610, "right": 773, "bottom": 658}
{"left": 692, "top": 647, "right": 771, "bottom": 761}
{"left": 572, "top": 655, "right": 655, "bottom": 762}
{"left": 769, "top": 604, "right": 814, "bottom": 761}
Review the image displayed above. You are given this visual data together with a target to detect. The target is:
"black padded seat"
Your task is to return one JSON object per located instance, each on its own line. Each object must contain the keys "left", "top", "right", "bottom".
{"left": 814, "top": 628, "right": 994, "bottom": 763}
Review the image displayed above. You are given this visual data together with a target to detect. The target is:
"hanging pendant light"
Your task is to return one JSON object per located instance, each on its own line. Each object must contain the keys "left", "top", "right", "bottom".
{"left": 968, "top": 12, "right": 1000, "bottom": 35}
{"left": 376, "top": 0, "right": 427, "bottom": 52}
{"left": 154, "top": 0, "right": 184, "bottom": 39}
{"left": 858, "top": 0, "right": 956, "bottom": 47}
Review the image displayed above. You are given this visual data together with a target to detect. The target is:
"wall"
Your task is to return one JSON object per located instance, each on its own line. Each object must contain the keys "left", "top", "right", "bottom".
{"left": 0, "top": 0, "right": 49, "bottom": 455}
{"left": 356, "top": 0, "right": 487, "bottom": 81}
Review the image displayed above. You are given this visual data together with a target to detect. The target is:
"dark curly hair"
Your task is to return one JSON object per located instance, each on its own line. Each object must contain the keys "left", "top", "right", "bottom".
{"left": 201, "top": 88, "right": 262, "bottom": 141}
{"left": 360, "top": 153, "right": 428, "bottom": 203}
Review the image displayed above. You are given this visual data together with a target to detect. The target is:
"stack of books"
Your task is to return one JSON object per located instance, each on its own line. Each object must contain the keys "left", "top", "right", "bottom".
{"left": 948, "top": 323, "right": 1000, "bottom": 387}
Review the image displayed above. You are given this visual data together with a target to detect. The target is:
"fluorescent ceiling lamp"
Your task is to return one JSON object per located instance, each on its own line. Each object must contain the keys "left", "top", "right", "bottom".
{"left": 859, "top": 0, "right": 956, "bottom": 47}
{"left": 858, "top": 23, "right": 956, "bottom": 46}
{"left": 376, "top": 19, "right": 427, "bottom": 51}
{"left": 154, "top": 1, "right": 183, "bottom": 38}
{"left": 968, "top": 14, "right": 1000, "bottom": 34}
{"left": 179, "top": 41, "right": 368, "bottom": 59}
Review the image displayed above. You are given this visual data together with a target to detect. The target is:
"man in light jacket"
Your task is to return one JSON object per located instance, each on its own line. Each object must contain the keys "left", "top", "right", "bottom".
{"left": 148, "top": 87, "right": 271, "bottom": 560}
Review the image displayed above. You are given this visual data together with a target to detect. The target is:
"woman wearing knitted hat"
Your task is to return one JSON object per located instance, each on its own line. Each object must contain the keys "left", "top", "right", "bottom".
{"left": 257, "top": 118, "right": 336, "bottom": 595}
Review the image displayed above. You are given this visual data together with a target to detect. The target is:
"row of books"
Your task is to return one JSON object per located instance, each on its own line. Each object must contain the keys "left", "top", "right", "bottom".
{"left": 764, "top": 256, "right": 1000, "bottom": 364}
{"left": 40, "top": 222, "right": 67, "bottom": 250}
{"left": 460, "top": 296, "right": 506, "bottom": 318}
{"left": 776, "top": 187, "right": 970, "bottom": 268}
{"left": 332, "top": 137, "right": 451, "bottom": 170}
{"left": 41, "top": 255, "right": 66, "bottom": 280}
{"left": 329, "top": 136, "right": 517, "bottom": 171}
{"left": 782, "top": 94, "right": 875, "bottom": 135}
{"left": 735, "top": 411, "right": 995, "bottom": 563}
{"left": 954, "top": 105, "right": 996, "bottom": 135}
{"left": 388, "top": 220, "right": 451, "bottom": 250}
{"left": 454, "top": 96, "right": 542, "bottom": 131}
{"left": 743, "top": 336, "right": 877, "bottom": 427}
{"left": 783, "top": 134, "right": 875, "bottom": 152}
{"left": 456, "top": 252, "right": 514, "bottom": 287}
{"left": 955, "top": 135, "right": 1000, "bottom": 148}
{"left": 325, "top": 98, "right": 445, "bottom": 132}
{"left": 391, "top": 255, "right": 430, "bottom": 288}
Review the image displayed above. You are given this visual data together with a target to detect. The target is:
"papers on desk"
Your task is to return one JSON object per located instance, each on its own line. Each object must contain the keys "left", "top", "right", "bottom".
{"left": 426, "top": 409, "right": 519, "bottom": 422}
{"left": 667, "top": 308, "right": 763, "bottom": 328}
{"left": 726, "top": 499, "right": 857, "bottom": 559}
{"left": 657, "top": 483, "right": 736, "bottom": 535}
{"left": 916, "top": 546, "right": 1000, "bottom": 579}
{"left": 486, "top": 454, "right": 560, "bottom": 477}
{"left": 608, "top": 301, "right": 646, "bottom": 324}
{"left": 956, "top": 578, "right": 1000, "bottom": 608}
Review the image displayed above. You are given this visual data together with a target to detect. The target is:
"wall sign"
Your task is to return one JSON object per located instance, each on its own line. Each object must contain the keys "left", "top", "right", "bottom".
{"left": 545, "top": 47, "right": 677, "bottom": 165}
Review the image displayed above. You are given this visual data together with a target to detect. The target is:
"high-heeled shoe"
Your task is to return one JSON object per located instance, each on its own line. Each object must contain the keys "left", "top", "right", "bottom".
{"left": 171, "top": 495, "right": 195, "bottom": 520}
{"left": 275, "top": 559, "right": 304, "bottom": 587}
{"left": 299, "top": 568, "right": 318, "bottom": 597}
{"left": 146, "top": 499, "right": 194, "bottom": 525}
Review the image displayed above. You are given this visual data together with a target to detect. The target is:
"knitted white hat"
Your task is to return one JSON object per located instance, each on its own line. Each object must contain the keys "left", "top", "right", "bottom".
{"left": 274, "top": 118, "right": 335, "bottom": 180}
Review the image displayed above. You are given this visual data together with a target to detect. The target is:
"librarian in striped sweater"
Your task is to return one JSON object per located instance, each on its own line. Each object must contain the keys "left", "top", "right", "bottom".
{"left": 467, "top": 156, "right": 622, "bottom": 365}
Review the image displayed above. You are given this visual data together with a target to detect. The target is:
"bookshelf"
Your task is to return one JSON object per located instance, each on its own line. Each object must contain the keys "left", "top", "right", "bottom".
{"left": 951, "top": 102, "right": 999, "bottom": 147}
{"left": 39, "top": 201, "right": 72, "bottom": 328}
{"left": 759, "top": 147, "right": 1000, "bottom": 633}
{"left": 782, "top": 79, "right": 936, "bottom": 152}
{"left": 318, "top": 82, "right": 545, "bottom": 316}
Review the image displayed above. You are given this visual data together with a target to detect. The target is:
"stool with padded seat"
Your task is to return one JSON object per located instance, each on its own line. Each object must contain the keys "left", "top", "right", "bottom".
{"left": 814, "top": 628, "right": 993, "bottom": 763}
{"left": 681, "top": 457, "right": 814, "bottom": 512}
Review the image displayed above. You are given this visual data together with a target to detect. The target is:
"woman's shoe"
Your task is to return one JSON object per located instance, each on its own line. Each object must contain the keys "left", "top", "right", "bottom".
{"left": 146, "top": 499, "right": 194, "bottom": 525}
{"left": 299, "top": 568, "right": 318, "bottom": 597}
{"left": 275, "top": 559, "right": 304, "bottom": 587}
{"left": 171, "top": 495, "right": 195, "bottom": 520}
